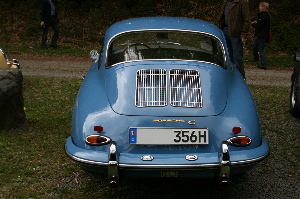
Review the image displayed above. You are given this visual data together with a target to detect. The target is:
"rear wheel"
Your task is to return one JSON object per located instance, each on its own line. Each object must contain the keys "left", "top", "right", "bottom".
{"left": 290, "top": 75, "right": 300, "bottom": 117}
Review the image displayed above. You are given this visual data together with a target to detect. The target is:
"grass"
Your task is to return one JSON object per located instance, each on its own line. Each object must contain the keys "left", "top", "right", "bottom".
{"left": 0, "top": 76, "right": 299, "bottom": 198}
{"left": 1, "top": 43, "right": 100, "bottom": 59}
{"left": 244, "top": 53, "right": 295, "bottom": 69}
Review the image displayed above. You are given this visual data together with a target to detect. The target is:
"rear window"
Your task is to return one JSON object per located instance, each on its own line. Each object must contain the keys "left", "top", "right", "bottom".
{"left": 106, "top": 30, "right": 226, "bottom": 69}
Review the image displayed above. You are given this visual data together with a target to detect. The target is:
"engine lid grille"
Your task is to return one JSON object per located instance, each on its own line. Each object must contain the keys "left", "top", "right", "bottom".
{"left": 136, "top": 69, "right": 202, "bottom": 108}
{"left": 136, "top": 69, "right": 167, "bottom": 107}
{"left": 170, "top": 69, "right": 202, "bottom": 108}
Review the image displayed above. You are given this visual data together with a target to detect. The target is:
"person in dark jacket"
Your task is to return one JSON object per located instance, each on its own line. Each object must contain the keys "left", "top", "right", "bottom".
{"left": 219, "top": 0, "right": 250, "bottom": 79}
{"left": 251, "top": 2, "right": 270, "bottom": 70}
{"left": 41, "top": 0, "right": 60, "bottom": 49}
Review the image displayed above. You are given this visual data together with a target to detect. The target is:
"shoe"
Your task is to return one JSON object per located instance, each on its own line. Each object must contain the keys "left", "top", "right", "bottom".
{"left": 50, "top": 44, "right": 58, "bottom": 49}
{"left": 41, "top": 46, "right": 48, "bottom": 49}
{"left": 257, "top": 66, "right": 267, "bottom": 70}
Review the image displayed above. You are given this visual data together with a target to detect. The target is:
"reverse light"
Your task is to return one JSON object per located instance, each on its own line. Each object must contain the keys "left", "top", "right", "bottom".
{"left": 86, "top": 135, "right": 111, "bottom": 146}
{"left": 232, "top": 127, "right": 242, "bottom": 134}
{"left": 227, "top": 136, "right": 251, "bottom": 146}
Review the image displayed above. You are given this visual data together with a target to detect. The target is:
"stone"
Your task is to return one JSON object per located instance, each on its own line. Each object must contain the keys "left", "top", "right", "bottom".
{"left": 0, "top": 69, "right": 25, "bottom": 131}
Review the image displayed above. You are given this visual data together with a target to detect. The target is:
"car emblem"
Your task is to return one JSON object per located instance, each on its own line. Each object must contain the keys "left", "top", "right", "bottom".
{"left": 153, "top": 119, "right": 195, "bottom": 125}
{"left": 188, "top": 120, "right": 195, "bottom": 125}
{"left": 153, "top": 119, "right": 185, "bottom": 123}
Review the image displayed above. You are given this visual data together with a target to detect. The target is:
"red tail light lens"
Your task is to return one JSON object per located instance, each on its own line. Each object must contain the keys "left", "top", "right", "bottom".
{"left": 227, "top": 136, "right": 251, "bottom": 146}
{"left": 86, "top": 135, "right": 111, "bottom": 146}
{"left": 232, "top": 127, "right": 242, "bottom": 134}
{"left": 94, "top": 125, "right": 103, "bottom": 132}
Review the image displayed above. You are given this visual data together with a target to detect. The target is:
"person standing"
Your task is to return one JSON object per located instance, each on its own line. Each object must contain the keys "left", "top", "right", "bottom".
{"left": 41, "top": 0, "right": 60, "bottom": 49}
{"left": 219, "top": 0, "right": 250, "bottom": 79}
{"left": 251, "top": 2, "right": 270, "bottom": 70}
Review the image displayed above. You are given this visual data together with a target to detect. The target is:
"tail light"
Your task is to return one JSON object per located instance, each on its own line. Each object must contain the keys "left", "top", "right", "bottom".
{"left": 86, "top": 135, "right": 111, "bottom": 146}
{"left": 227, "top": 136, "right": 251, "bottom": 146}
{"left": 94, "top": 125, "right": 103, "bottom": 132}
{"left": 232, "top": 127, "right": 242, "bottom": 134}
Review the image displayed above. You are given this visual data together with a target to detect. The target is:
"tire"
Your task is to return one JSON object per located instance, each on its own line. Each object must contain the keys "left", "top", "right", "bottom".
{"left": 290, "top": 74, "right": 300, "bottom": 117}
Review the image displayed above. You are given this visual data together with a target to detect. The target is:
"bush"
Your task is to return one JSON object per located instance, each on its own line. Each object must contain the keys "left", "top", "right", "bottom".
{"left": 0, "top": 0, "right": 299, "bottom": 54}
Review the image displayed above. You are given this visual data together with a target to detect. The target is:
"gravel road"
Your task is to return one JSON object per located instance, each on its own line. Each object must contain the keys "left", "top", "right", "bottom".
{"left": 19, "top": 58, "right": 293, "bottom": 87}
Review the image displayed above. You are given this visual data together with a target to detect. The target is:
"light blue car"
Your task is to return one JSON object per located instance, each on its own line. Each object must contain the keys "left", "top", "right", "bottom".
{"left": 65, "top": 17, "right": 269, "bottom": 186}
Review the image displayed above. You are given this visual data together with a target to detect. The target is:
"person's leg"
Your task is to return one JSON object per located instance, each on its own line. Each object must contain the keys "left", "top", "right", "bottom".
{"left": 50, "top": 17, "right": 60, "bottom": 48}
{"left": 41, "top": 24, "right": 50, "bottom": 49}
{"left": 258, "top": 38, "right": 267, "bottom": 67}
{"left": 230, "top": 37, "right": 245, "bottom": 78}
{"left": 252, "top": 38, "right": 259, "bottom": 61}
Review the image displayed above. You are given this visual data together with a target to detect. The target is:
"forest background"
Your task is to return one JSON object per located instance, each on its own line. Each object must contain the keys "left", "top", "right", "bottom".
{"left": 0, "top": 0, "right": 299, "bottom": 56}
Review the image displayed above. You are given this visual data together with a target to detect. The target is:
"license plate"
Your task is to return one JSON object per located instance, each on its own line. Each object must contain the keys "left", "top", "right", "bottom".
{"left": 129, "top": 128, "right": 209, "bottom": 145}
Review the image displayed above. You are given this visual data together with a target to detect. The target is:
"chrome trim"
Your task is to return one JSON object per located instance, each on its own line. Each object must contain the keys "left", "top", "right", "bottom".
{"left": 105, "top": 29, "right": 227, "bottom": 68}
{"left": 185, "top": 155, "right": 198, "bottom": 161}
{"left": 0, "top": 48, "right": 8, "bottom": 61}
{"left": 230, "top": 149, "right": 270, "bottom": 166}
{"left": 65, "top": 148, "right": 109, "bottom": 167}
{"left": 218, "top": 141, "right": 230, "bottom": 184}
{"left": 291, "top": 77, "right": 296, "bottom": 108}
{"left": 109, "top": 59, "right": 221, "bottom": 68}
{"left": 108, "top": 141, "right": 119, "bottom": 186}
{"left": 141, "top": 155, "right": 154, "bottom": 161}
{"left": 65, "top": 145, "right": 269, "bottom": 169}
{"left": 118, "top": 163, "right": 220, "bottom": 169}
{"left": 65, "top": 151, "right": 269, "bottom": 169}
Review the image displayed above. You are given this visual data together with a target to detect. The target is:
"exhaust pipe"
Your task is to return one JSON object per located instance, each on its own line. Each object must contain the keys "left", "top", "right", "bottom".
{"left": 219, "top": 177, "right": 229, "bottom": 186}
{"left": 109, "top": 176, "right": 118, "bottom": 187}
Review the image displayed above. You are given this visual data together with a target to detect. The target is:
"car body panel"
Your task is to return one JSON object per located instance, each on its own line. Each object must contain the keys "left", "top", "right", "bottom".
{"left": 290, "top": 51, "right": 300, "bottom": 117}
{"left": 0, "top": 48, "right": 20, "bottom": 69}
{"left": 106, "top": 61, "right": 228, "bottom": 116}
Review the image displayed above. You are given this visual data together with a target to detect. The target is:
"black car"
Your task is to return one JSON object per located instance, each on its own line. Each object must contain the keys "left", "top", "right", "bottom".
{"left": 290, "top": 52, "right": 300, "bottom": 117}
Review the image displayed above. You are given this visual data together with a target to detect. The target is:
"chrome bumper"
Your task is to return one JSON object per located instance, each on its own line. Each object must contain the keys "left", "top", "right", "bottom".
{"left": 218, "top": 141, "right": 230, "bottom": 185}
{"left": 108, "top": 141, "right": 119, "bottom": 186}
{"left": 65, "top": 137, "right": 269, "bottom": 186}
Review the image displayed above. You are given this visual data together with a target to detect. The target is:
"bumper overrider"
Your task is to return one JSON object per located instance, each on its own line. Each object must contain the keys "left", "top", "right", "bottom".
{"left": 65, "top": 137, "right": 269, "bottom": 186}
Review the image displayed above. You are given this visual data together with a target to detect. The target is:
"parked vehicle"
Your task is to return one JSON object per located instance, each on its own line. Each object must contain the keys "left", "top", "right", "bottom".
{"left": 290, "top": 51, "right": 300, "bottom": 117}
{"left": 0, "top": 47, "right": 20, "bottom": 69}
{"left": 65, "top": 17, "right": 269, "bottom": 186}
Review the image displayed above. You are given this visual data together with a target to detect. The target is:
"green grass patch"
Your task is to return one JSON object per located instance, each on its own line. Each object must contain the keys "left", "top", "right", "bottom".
{"left": 0, "top": 77, "right": 299, "bottom": 198}
{"left": 1, "top": 43, "right": 100, "bottom": 59}
{"left": 244, "top": 53, "right": 295, "bottom": 69}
